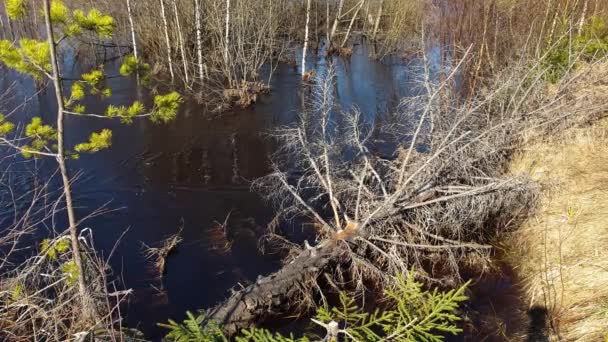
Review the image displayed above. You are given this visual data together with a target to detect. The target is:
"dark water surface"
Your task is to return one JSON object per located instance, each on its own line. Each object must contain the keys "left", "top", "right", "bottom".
{"left": 1, "top": 42, "right": 427, "bottom": 338}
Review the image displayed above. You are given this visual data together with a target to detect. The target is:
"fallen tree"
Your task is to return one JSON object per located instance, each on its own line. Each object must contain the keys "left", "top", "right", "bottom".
{"left": 205, "top": 41, "right": 608, "bottom": 334}
{"left": 207, "top": 239, "right": 346, "bottom": 335}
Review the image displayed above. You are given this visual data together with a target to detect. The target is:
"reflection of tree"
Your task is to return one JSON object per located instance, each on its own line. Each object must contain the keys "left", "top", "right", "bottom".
{"left": 141, "top": 111, "right": 271, "bottom": 189}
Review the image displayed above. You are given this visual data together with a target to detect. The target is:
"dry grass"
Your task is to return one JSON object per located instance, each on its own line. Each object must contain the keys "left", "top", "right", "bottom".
{"left": 507, "top": 106, "right": 608, "bottom": 340}
{"left": 143, "top": 230, "right": 183, "bottom": 276}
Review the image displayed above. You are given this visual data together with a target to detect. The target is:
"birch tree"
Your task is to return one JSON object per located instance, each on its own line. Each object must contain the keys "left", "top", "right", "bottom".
{"left": 341, "top": 0, "right": 365, "bottom": 47}
{"left": 224, "top": 0, "right": 230, "bottom": 67}
{"left": 160, "top": 0, "right": 175, "bottom": 83}
{"left": 302, "top": 0, "right": 312, "bottom": 77}
{"left": 0, "top": 0, "right": 182, "bottom": 323}
{"left": 329, "top": 0, "right": 345, "bottom": 43}
{"left": 172, "top": 0, "right": 190, "bottom": 85}
{"left": 195, "top": 0, "right": 204, "bottom": 82}
{"left": 126, "top": 0, "right": 138, "bottom": 60}
{"left": 372, "top": 0, "right": 383, "bottom": 40}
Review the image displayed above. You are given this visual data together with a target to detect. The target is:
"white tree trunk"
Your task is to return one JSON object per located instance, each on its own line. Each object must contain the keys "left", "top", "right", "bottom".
{"left": 325, "top": 1, "right": 330, "bottom": 45}
{"left": 302, "top": 0, "right": 311, "bottom": 76}
{"left": 372, "top": 0, "right": 383, "bottom": 40}
{"left": 160, "top": 0, "right": 175, "bottom": 83}
{"left": 195, "top": 0, "right": 204, "bottom": 82}
{"left": 42, "top": 0, "right": 96, "bottom": 322}
{"left": 126, "top": 0, "right": 138, "bottom": 60}
{"left": 224, "top": 0, "right": 230, "bottom": 66}
{"left": 578, "top": 0, "right": 589, "bottom": 35}
{"left": 341, "top": 0, "right": 365, "bottom": 47}
{"left": 330, "top": 0, "right": 345, "bottom": 43}
{"left": 172, "top": 0, "right": 190, "bottom": 85}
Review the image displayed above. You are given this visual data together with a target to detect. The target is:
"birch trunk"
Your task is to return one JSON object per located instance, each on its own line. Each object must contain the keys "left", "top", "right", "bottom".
{"left": 0, "top": 8, "right": 4, "bottom": 38}
{"left": 224, "top": 0, "right": 230, "bottom": 67}
{"left": 126, "top": 0, "right": 138, "bottom": 60}
{"left": 326, "top": 1, "right": 330, "bottom": 45}
{"left": 195, "top": 0, "right": 204, "bottom": 82}
{"left": 329, "top": 0, "right": 345, "bottom": 43}
{"left": 341, "top": 0, "right": 365, "bottom": 47}
{"left": 372, "top": 0, "right": 383, "bottom": 40}
{"left": 172, "top": 0, "right": 190, "bottom": 85}
{"left": 159, "top": 0, "right": 175, "bottom": 83}
{"left": 302, "top": 0, "right": 311, "bottom": 77}
{"left": 578, "top": 0, "right": 588, "bottom": 34}
{"left": 42, "top": 0, "right": 96, "bottom": 322}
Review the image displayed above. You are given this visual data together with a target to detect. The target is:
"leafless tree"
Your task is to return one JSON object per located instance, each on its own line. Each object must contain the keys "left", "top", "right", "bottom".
{"left": 160, "top": 0, "right": 176, "bottom": 83}
{"left": 302, "top": 0, "right": 312, "bottom": 77}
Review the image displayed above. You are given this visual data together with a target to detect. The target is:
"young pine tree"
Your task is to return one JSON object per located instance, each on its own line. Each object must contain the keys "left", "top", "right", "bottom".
{"left": 0, "top": 0, "right": 182, "bottom": 322}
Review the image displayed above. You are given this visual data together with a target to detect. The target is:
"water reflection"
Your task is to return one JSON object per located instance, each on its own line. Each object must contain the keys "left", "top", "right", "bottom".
{"left": 0, "top": 41, "right": 423, "bottom": 338}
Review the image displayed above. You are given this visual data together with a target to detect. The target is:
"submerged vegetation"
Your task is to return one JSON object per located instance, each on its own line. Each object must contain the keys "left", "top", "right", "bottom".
{"left": 0, "top": 0, "right": 607, "bottom": 341}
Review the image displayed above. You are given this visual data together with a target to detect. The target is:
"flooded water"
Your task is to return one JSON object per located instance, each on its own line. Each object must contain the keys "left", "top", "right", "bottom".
{"left": 0, "top": 41, "right": 429, "bottom": 338}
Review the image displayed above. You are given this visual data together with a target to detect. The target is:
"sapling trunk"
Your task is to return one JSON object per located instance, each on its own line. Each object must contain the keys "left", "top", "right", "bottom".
{"left": 341, "top": 0, "right": 365, "bottom": 48}
{"left": 224, "top": 0, "right": 230, "bottom": 66}
{"left": 372, "top": 0, "right": 383, "bottom": 40}
{"left": 330, "top": 0, "right": 345, "bottom": 45}
{"left": 172, "top": 0, "right": 190, "bottom": 85}
{"left": 195, "top": 0, "right": 204, "bottom": 82}
{"left": 224, "top": 0, "right": 231, "bottom": 86}
{"left": 42, "top": 0, "right": 96, "bottom": 323}
{"left": 159, "top": 0, "right": 175, "bottom": 83}
{"left": 578, "top": 0, "right": 589, "bottom": 34}
{"left": 126, "top": 0, "right": 138, "bottom": 60}
{"left": 302, "top": 0, "right": 311, "bottom": 77}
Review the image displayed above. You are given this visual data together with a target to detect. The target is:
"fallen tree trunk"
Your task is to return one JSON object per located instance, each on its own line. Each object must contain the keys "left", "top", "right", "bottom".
{"left": 206, "top": 239, "right": 347, "bottom": 335}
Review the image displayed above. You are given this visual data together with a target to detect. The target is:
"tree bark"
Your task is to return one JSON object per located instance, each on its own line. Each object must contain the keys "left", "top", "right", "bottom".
{"left": 126, "top": 0, "right": 138, "bottom": 60}
{"left": 341, "top": 0, "right": 365, "bottom": 48}
{"left": 207, "top": 240, "right": 346, "bottom": 335}
{"left": 42, "top": 0, "right": 96, "bottom": 323}
{"left": 578, "top": 0, "right": 588, "bottom": 35}
{"left": 159, "top": 0, "right": 175, "bottom": 83}
{"left": 301, "top": 0, "right": 312, "bottom": 77}
{"left": 195, "top": 0, "right": 204, "bottom": 82}
{"left": 329, "top": 0, "right": 345, "bottom": 45}
{"left": 326, "top": 1, "right": 330, "bottom": 46}
{"left": 224, "top": 0, "right": 230, "bottom": 67}
{"left": 172, "top": 0, "right": 190, "bottom": 85}
{"left": 372, "top": 0, "right": 383, "bottom": 40}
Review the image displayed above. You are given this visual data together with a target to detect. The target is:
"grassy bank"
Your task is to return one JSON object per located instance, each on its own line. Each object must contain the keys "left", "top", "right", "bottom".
{"left": 506, "top": 63, "right": 608, "bottom": 341}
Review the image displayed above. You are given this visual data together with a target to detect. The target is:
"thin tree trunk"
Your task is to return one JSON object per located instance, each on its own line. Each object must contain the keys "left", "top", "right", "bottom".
{"left": 159, "top": 0, "right": 175, "bottom": 83}
{"left": 172, "top": 0, "right": 190, "bottom": 85}
{"left": 5, "top": 6, "right": 14, "bottom": 40}
{"left": 326, "top": 1, "right": 330, "bottom": 45}
{"left": 31, "top": 0, "right": 38, "bottom": 38}
{"left": 372, "top": 0, "right": 383, "bottom": 40}
{"left": 302, "top": 0, "right": 311, "bottom": 77}
{"left": 0, "top": 7, "right": 4, "bottom": 39}
{"left": 578, "top": 0, "right": 588, "bottom": 34}
{"left": 224, "top": 0, "right": 230, "bottom": 67}
{"left": 126, "top": 0, "right": 138, "bottom": 60}
{"left": 195, "top": 0, "right": 204, "bottom": 82}
{"left": 330, "top": 0, "right": 345, "bottom": 43}
{"left": 341, "top": 0, "right": 364, "bottom": 47}
{"left": 42, "top": 0, "right": 96, "bottom": 323}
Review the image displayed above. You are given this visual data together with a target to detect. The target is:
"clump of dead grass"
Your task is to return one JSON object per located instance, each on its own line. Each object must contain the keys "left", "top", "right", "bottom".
{"left": 143, "top": 229, "right": 183, "bottom": 276}
{"left": 507, "top": 113, "right": 608, "bottom": 341}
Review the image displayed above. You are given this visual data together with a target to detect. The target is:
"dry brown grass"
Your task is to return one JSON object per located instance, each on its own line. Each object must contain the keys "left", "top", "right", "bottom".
{"left": 507, "top": 101, "right": 608, "bottom": 340}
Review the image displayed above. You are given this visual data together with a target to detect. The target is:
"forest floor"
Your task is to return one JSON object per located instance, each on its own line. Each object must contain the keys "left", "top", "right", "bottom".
{"left": 505, "top": 63, "right": 608, "bottom": 341}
